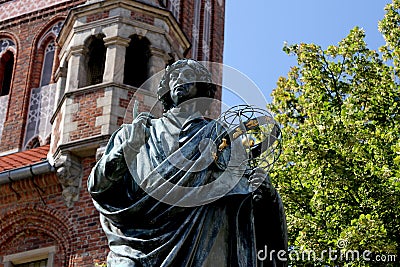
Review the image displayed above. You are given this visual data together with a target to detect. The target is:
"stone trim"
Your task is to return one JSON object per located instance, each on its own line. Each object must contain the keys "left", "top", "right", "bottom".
{"left": 103, "top": 36, "right": 130, "bottom": 47}
{"left": 3, "top": 246, "right": 56, "bottom": 266}
{"left": 54, "top": 152, "right": 82, "bottom": 207}
{"left": 51, "top": 134, "right": 111, "bottom": 159}
{"left": 58, "top": 0, "right": 190, "bottom": 57}
{"left": 66, "top": 45, "right": 88, "bottom": 61}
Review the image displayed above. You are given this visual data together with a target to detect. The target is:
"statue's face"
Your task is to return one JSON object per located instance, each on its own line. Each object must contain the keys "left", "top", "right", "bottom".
{"left": 169, "top": 65, "right": 198, "bottom": 106}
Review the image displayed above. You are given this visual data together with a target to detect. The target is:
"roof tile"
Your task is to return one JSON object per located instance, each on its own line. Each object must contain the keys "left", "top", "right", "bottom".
{"left": 0, "top": 145, "right": 50, "bottom": 172}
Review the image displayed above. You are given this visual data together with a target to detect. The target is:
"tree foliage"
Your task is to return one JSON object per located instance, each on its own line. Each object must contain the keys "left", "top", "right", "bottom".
{"left": 268, "top": 1, "right": 400, "bottom": 265}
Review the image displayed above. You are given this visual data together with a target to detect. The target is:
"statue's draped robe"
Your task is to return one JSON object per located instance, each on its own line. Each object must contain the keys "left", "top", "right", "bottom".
{"left": 88, "top": 110, "right": 287, "bottom": 267}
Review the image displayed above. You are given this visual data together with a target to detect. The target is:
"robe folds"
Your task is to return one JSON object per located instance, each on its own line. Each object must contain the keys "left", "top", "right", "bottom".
{"left": 88, "top": 109, "right": 287, "bottom": 267}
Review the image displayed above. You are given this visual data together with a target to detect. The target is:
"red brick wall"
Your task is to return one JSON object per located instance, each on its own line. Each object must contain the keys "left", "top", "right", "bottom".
{"left": 0, "top": 0, "right": 85, "bottom": 153}
{"left": 210, "top": 0, "right": 224, "bottom": 101}
{"left": 0, "top": 0, "right": 225, "bottom": 265}
{"left": 69, "top": 89, "right": 104, "bottom": 142}
{"left": 180, "top": 0, "right": 195, "bottom": 50}
{"left": 50, "top": 110, "right": 63, "bottom": 155}
{"left": 86, "top": 11, "right": 110, "bottom": 23}
{"left": 0, "top": 0, "right": 225, "bottom": 153}
{"left": 179, "top": 0, "right": 224, "bottom": 101}
{"left": 0, "top": 156, "right": 108, "bottom": 267}
{"left": 211, "top": 0, "right": 225, "bottom": 64}
{"left": 180, "top": 0, "right": 225, "bottom": 67}
{"left": 131, "top": 10, "right": 154, "bottom": 24}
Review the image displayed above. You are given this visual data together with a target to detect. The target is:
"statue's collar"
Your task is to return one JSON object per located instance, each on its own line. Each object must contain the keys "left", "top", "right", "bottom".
{"left": 164, "top": 108, "right": 205, "bottom": 128}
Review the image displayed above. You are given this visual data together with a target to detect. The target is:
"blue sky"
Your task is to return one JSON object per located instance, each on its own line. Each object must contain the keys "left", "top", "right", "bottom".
{"left": 222, "top": 0, "right": 392, "bottom": 106}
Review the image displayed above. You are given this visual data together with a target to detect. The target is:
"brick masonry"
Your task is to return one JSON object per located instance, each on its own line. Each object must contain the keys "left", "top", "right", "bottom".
{"left": 0, "top": 0, "right": 71, "bottom": 21}
{"left": 0, "top": 0, "right": 225, "bottom": 266}
{"left": 0, "top": 158, "right": 108, "bottom": 266}
{"left": 69, "top": 89, "right": 104, "bottom": 142}
{"left": 0, "top": 0, "right": 85, "bottom": 153}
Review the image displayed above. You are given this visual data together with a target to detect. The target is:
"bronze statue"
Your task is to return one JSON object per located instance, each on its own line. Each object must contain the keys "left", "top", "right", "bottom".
{"left": 88, "top": 59, "right": 287, "bottom": 266}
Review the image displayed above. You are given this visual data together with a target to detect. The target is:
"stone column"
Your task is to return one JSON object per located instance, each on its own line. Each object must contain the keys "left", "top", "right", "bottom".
{"left": 145, "top": 47, "right": 169, "bottom": 95}
{"left": 65, "top": 45, "right": 87, "bottom": 91}
{"left": 148, "top": 47, "right": 169, "bottom": 77}
{"left": 103, "top": 36, "right": 130, "bottom": 84}
{"left": 54, "top": 65, "right": 67, "bottom": 108}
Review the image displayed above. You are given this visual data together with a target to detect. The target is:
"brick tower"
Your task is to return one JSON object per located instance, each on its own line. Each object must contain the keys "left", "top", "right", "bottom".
{"left": 0, "top": 0, "right": 225, "bottom": 266}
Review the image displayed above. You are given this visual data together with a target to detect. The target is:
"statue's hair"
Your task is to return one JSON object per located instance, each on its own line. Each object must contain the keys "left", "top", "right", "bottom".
{"left": 158, "top": 59, "right": 217, "bottom": 112}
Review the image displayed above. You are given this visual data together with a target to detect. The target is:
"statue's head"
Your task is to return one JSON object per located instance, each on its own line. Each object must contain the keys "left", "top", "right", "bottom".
{"left": 158, "top": 59, "right": 217, "bottom": 112}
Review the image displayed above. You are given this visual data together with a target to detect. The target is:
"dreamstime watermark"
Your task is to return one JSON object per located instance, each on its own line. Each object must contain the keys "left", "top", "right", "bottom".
{"left": 257, "top": 240, "right": 397, "bottom": 263}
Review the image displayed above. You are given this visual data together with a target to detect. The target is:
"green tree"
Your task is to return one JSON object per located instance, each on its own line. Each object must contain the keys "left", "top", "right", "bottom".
{"left": 268, "top": 1, "right": 400, "bottom": 266}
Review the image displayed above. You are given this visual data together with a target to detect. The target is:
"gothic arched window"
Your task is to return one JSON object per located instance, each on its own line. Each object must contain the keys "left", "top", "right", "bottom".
{"left": 40, "top": 40, "right": 55, "bottom": 87}
{"left": 124, "top": 35, "right": 151, "bottom": 88}
{"left": 86, "top": 35, "right": 106, "bottom": 86}
{"left": 25, "top": 136, "right": 41, "bottom": 150}
{"left": 0, "top": 51, "right": 14, "bottom": 96}
{"left": 0, "top": 38, "right": 16, "bottom": 96}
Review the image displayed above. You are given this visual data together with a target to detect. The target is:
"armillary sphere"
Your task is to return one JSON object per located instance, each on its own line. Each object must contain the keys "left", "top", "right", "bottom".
{"left": 216, "top": 104, "right": 282, "bottom": 170}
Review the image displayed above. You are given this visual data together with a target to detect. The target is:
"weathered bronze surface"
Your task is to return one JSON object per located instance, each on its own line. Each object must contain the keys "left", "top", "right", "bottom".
{"left": 88, "top": 59, "right": 287, "bottom": 267}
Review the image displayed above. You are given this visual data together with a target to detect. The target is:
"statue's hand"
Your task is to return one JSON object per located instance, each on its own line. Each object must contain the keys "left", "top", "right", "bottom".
{"left": 248, "top": 167, "right": 274, "bottom": 202}
{"left": 127, "top": 113, "right": 152, "bottom": 151}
